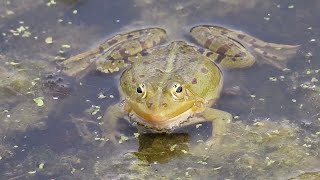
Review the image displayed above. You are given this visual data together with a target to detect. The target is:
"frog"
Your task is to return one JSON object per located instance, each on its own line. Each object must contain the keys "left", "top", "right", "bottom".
{"left": 62, "top": 25, "right": 299, "bottom": 144}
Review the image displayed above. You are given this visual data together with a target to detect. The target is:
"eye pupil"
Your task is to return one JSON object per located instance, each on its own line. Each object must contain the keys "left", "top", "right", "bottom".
{"left": 137, "top": 87, "right": 143, "bottom": 93}
{"left": 176, "top": 86, "right": 183, "bottom": 93}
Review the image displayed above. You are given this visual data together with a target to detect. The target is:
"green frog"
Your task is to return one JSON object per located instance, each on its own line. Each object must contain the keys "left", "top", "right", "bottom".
{"left": 63, "top": 25, "right": 299, "bottom": 144}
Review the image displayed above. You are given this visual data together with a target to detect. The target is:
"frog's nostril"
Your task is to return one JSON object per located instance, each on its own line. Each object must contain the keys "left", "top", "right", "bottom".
{"left": 147, "top": 102, "right": 153, "bottom": 108}
{"left": 161, "top": 103, "right": 167, "bottom": 108}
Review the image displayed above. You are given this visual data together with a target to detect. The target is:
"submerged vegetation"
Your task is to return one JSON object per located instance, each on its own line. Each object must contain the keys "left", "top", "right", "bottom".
{"left": 0, "top": 0, "right": 319, "bottom": 179}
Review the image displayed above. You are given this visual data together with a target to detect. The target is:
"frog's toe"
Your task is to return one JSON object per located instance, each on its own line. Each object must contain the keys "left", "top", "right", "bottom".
{"left": 96, "top": 59, "right": 127, "bottom": 74}
{"left": 206, "top": 136, "right": 222, "bottom": 147}
{"left": 99, "top": 131, "right": 122, "bottom": 147}
{"left": 253, "top": 43, "right": 300, "bottom": 69}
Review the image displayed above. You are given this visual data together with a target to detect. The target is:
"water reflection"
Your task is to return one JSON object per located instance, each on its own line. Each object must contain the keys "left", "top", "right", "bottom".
{"left": 134, "top": 133, "right": 189, "bottom": 164}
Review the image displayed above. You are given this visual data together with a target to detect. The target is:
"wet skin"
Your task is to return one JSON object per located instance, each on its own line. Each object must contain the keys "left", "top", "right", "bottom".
{"left": 63, "top": 25, "right": 299, "bottom": 144}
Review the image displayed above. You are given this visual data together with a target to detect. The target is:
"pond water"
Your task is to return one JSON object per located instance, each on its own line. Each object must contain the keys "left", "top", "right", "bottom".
{"left": 0, "top": 0, "right": 319, "bottom": 179}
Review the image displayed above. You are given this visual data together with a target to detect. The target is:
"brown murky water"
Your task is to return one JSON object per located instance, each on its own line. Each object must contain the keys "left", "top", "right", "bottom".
{"left": 0, "top": 0, "right": 319, "bottom": 179}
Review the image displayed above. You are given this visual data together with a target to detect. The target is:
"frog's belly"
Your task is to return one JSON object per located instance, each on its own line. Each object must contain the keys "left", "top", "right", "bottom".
{"left": 128, "top": 109, "right": 199, "bottom": 133}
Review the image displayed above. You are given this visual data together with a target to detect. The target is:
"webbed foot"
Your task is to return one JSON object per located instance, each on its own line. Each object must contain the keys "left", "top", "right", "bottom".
{"left": 99, "top": 130, "right": 122, "bottom": 147}
{"left": 191, "top": 25, "right": 300, "bottom": 69}
{"left": 206, "top": 136, "right": 222, "bottom": 147}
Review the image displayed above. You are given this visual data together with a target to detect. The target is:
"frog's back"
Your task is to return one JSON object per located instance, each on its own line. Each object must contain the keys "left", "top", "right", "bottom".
{"left": 129, "top": 41, "right": 222, "bottom": 103}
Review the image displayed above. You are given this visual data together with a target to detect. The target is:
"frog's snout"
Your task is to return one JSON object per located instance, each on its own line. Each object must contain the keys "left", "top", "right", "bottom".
{"left": 147, "top": 102, "right": 153, "bottom": 109}
{"left": 145, "top": 87, "right": 168, "bottom": 110}
{"left": 161, "top": 102, "right": 168, "bottom": 108}
{"left": 146, "top": 99, "right": 168, "bottom": 110}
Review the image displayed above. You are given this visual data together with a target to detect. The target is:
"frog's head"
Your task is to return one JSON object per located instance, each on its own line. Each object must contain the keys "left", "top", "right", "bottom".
{"left": 120, "top": 72, "right": 202, "bottom": 124}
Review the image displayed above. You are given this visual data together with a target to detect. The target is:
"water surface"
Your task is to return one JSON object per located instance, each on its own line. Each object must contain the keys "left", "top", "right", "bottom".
{"left": 0, "top": 0, "right": 319, "bottom": 179}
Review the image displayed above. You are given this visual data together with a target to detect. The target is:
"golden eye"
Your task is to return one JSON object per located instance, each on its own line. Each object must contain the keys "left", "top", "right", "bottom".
{"left": 136, "top": 84, "right": 146, "bottom": 98}
{"left": 171, "top": 83, "right": 184, "bottom": 100}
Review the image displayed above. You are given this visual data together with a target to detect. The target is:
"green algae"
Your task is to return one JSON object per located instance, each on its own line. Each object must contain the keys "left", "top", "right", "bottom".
{"left": 0, "top": 55, "right": 54, "bottom": 134}
{"left": 90, "top": 119, "right": 319, "bottom": 179}
{"left": 290, "top": 171, "right": 320, "bottom": 180}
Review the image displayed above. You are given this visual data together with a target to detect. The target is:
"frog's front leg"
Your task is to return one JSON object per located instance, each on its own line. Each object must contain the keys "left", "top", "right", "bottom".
{"left": 99, "top": 103, "right": 126, "bottom": 145}
{"left": 185, "top": 108, "right": 232, "bottom": 145}
{"left": 191, "top": 25, "right": 300, "bottom": 69}
{"left": 200, "top": 108, "right": 232, "bottom": 145}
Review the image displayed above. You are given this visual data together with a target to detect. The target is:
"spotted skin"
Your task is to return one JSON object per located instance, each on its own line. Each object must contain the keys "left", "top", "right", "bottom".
{"left": 191, "top": 25, "right": 300, "bottom": 69}
{"left": 63, "top": 28, "right": 166, "bottom": 76}
{"left": 120, "top": 41, "right": 222, "bottom": 102}
{"left": 62, "top": 25, "right": 299, "bottom": 144}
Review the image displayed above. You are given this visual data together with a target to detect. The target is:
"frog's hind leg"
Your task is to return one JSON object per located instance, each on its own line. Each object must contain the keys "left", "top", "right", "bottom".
{"left": 191, "top": 25, "right": 300, "bottom": 69}
{"left": 191, "top": 26, "right": 255, "bottom": 69}
{"left": 63, "top": 28, "right": 167, "bottom": 77}
{"left": 248, "top": 41, "right": 300, "bottom": 69}
{"left": 220, "top": 26, "right": 300, "bottom": 69}
{"left": 96, "top": 28, "right": 167, "bottom": 74}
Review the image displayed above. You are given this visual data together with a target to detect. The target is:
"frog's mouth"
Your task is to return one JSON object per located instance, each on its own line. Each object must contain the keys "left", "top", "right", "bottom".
{"left": 127, "top": 99, "right": 198, "bottom": 125}
{"left": 128, "top": 108, "right": 194, "bottom": 132}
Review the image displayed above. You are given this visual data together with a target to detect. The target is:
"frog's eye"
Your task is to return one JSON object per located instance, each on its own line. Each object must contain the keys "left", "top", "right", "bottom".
{"left": 171, "top": 83, "right": 184, "bottom": 100}
{"left": 136, "top": 84, "right": 147, "bottom": 98}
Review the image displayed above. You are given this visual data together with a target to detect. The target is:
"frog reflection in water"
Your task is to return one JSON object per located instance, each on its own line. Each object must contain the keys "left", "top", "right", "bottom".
{"left": 63, "top": 25, "right": 299, "bottom": 144}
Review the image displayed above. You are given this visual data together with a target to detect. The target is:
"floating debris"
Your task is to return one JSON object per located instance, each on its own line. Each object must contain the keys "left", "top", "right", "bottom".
{"left": 61, "top": 44, "right": 71, "bottom": 49}
{"left": 33, "top": 97, "right": 44, "bottom": 107}
{"left": 311, "top": 77, "right": 318, "bottom": 82}
{"left": 98, "top": 93, "right": 107, "bottom": 99}
{"left": 46, "top": 0, "right": 56, "bottom": 6}
{"left": 250, "top": 94, "right": 256, "bottom": 98}
{"left": 119, "top": 135, "right": 129, "bottom": 143}
{"left": 269, "top": 77, "right": 277, "bottom": 82}
{"left": 28, "top": 171, "right": 36, "bottom": 174}
{"left": 305, "top": 52, "right": 313, "bottom": 58}
{"left": 6, "top": 10, "right": 15, "bottom": 15}
{"left": 9, "top": 26, "right": 31, "bottom": 37}
{"left": 288, "top": 5, "right": 294, "bottom": 9}
{"left": 45, "top": 37, "right": 53, "bottom": 44}
{"left": 134, "top": 133, "right": 140, "bottom": 138}
{"left": 38, "top": 163, "right": 45, "bottom": 170}
{"left": 170, "top": 144, "right": 177, "bottom": 151}
{"left": 196, "top": 124, "right": 202, "bottom": 128}
{"left": 88, "top": 105, "right": 100, "bottom": 115}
